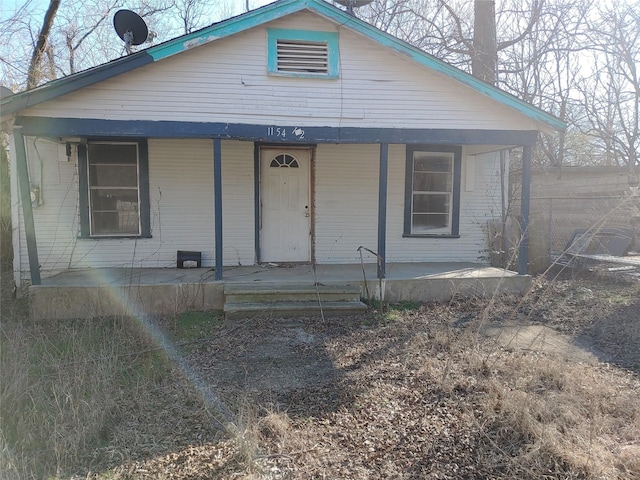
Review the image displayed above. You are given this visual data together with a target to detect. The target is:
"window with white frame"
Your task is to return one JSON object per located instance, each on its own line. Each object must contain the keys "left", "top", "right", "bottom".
{"left": 79, "top": 140, "right": 150, "bottom": 238}
{"left": 404, "top": 146, "right": 461, "bottom": 237}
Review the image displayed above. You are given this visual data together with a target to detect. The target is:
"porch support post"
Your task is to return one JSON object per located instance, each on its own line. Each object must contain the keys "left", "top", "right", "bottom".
{"left": 378, "top": 143, "right": 388, "bottom": 278}
{"left": 13, "top": 128, "right": 41, "bottom": 285}
{"left": 213, "top": 138, "right": 223, "bottom": 280}
{"left": 518, "top": 143, "right": 533, "bottom": 275}
{"left": 253, "top": 143, "right": 260, "bottom": 263}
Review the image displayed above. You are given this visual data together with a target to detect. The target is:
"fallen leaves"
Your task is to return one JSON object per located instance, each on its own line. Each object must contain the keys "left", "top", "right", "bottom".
{"left": 71, "top": 275, "right": 640, "bottom": 479}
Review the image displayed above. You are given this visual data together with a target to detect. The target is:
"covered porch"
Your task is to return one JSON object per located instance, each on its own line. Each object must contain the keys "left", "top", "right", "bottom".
{"left": 29, "top": 262, "right": 530, "bottom": 320}
{"left": 10, "top": 123, "right": 538, "bottom": 290}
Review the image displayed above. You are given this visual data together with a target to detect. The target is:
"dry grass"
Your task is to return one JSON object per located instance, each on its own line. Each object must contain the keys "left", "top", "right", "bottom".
{"left": 0, "top": 313, "right": 175, "bottom": 479}
{"left": 1, "top": 273, "right": 639, "bottom": 479}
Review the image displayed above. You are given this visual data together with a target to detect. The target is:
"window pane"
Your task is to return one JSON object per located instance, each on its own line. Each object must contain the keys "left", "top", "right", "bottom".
{"left": 90, "top": 189, "right": 139, "bottom": 235}
{"left": 413, "top": 172, "right": 451, "bottom": 192}
{"left": 270, "top": 154, "right": 299, "bottom": 168}
{"left": 410, "top": 151, "right": 454, "bottom": 234}
{"left": 88, "top": 143, "right": 140, "bottom": 236}
{"left": 414, "top": 154, "right": 452, "bottom": 172}
{"left": 413, "top": 193, "right": 450, "bottom": 214}
{"left": 413, "top": 213, "right": 449, "bottom": 231}
{"left": 90, "top": 164, "right": 138, "bottom": 187}
{"left": 92, "top": 212, "right": 139, "bottom": 235}
{"left": 90, "top": 189, "right": 138, "bottom": 210}
{"left": 88, "top": 144, "right": 137, "bottom": 163}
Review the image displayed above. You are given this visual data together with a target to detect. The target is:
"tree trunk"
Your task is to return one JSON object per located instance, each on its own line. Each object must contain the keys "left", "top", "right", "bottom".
{"left": 26, "top": 0, "right": 61, "bottom": 90}
{"left": 472, "top": 0, "right": 497, "bottom": 85}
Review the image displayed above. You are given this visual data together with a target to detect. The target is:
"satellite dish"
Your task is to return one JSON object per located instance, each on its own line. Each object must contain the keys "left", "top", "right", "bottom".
{"left": 334, "top": 0, "right": 374, "bottom": 15}
{"left": 113, "top": 10, "right": 149, "bottom": 54}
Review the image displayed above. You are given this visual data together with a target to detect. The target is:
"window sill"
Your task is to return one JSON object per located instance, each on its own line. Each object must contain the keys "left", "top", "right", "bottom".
{"left": 267, "top": 71, "right": 339, "bottom": 80}
{"left": 78, "top": 235, "right": 152, "bottom": 240}
{"left": 402, "top": 234, "right": 460, "bottom": 239}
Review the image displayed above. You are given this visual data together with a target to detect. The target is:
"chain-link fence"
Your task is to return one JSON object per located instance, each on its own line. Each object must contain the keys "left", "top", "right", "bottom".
{"left": 530, "top": 195, "right": 639, "bottom": 256}
{"left": 495, "top": 194, "right": 640, "bottom": 273}
{"left": 490, "top": 194, "right": 640, "bottom": 273}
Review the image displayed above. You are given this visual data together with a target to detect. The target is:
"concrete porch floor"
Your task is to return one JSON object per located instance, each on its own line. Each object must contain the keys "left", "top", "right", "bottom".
{"left": 30, "top": 263, "right": 531, "bottom": 320}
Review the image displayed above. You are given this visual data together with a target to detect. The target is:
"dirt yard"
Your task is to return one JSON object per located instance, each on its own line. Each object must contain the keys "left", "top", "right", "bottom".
{"left": 2, "top": 270, "right": 639, "bottom": 479}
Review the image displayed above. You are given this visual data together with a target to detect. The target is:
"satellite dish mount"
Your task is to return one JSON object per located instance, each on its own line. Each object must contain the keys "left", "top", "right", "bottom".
{"left": 334, "top": 0, "right": 373, "bottom": 15}
{"left": 114, "top": 10, "right": 149, "bottom": 55}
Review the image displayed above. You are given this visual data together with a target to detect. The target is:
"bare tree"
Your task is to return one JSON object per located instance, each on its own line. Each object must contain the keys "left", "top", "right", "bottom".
{"left": 59, "top": 0, "right": 123, "bottom": 75}
{"left": 361, "top": 0, "right": 474, "bottom": 69}
{"left": 500, "top": 0, "right": 594, "bottom": 168}
{"left": 1, "top": 0, "right": 233, "bottom": 90}
{"left": 173, "top": 0, "right": 214, "bottom": 34}
{"left": 26, "top": 0, "right": 60, "bottom": 89}
{"left": 362, "top": 0, "right": 545, "bottom": 85}
{"left": 578, "top": 1, "right": 639, "bottom": 170}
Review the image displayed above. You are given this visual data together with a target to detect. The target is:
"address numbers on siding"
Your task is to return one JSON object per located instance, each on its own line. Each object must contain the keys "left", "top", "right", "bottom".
{"left": 266, "top": 126, "right": 305, "bottom": 140}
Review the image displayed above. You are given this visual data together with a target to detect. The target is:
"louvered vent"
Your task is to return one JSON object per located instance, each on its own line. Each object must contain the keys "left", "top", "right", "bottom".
{"left": 276, "top": 39, "right": 329, "bottom": 74}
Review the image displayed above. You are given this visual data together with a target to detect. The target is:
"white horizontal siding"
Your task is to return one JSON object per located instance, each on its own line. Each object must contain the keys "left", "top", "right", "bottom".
{"left": 16, "top": 138, "right": 79, "bottom": 280}
{"left": 146, "top": 139, "right": 215, "bottom": 266}
{"left": 146, "top": 139, "right": 253, "bottom": 267}
{"left": 220, "top": 141, "right": 255, "bottom": 266}
{"left": 314, "top": 144, "right": 379, "bottom": 264}
{"left": 15, "top": 138, "right": 255, "bottom": 281}
{"left": 313, "top": 145, "right": 503, "bottom": 265}
{"left": 23, "top": 11, "right": 536, "bottom": 131}
{"left": 457, "top": 151, "right": 504, "bottom": 261}
{"left": 385, "top": 147, "right": 502, "bottom": 263}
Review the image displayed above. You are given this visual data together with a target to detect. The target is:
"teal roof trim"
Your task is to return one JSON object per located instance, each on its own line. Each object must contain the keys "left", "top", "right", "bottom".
{"left": 147, "top": 0, "right": 303, "bottom": 61}
{"left": 2, "top": 0, "right": 565, "bottom": 132}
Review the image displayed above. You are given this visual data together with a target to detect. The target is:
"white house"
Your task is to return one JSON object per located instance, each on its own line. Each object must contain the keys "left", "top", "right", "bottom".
{"left": 1, "top": 0, "right": 565, "bottom": 292}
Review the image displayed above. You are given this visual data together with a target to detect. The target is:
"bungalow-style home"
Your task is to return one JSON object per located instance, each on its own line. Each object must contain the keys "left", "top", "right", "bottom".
{"left": 1, "top": 0, "right": 565, "bottom": 318}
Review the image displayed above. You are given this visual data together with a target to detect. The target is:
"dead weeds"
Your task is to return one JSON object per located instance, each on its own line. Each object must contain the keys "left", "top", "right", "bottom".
{"left": 2, "top": 273, "right": 639, "bottom": 479}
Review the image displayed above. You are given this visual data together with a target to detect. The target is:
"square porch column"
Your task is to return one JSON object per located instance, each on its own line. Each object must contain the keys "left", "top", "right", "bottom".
{"left": 214, "top": 138, "right": 223, "bottom": 280}
{"left": 378, "top": 143, "right": 388, "bottom": 278}
{"left": 12, "top": 127, "right": 41, "bottom": 285}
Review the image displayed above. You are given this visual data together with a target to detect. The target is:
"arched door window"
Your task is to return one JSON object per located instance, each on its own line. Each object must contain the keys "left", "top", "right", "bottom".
{"left": 270, "top": 153, "right": 299, "bottom": 168}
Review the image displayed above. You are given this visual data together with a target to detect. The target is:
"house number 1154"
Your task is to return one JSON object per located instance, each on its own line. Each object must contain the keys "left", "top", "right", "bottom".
{"left": 267, "top": 126, "right": 305, "bottom": 140}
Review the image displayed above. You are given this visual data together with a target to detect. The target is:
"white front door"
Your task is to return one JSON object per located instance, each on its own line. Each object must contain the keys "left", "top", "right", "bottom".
{"left": 260, "top": 149, "right": 311, "bottom": 263}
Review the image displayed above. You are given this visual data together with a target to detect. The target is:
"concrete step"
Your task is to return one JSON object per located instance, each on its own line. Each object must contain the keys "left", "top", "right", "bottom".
{"left": 224, "top": 300, "right": 368, "bottom": 320}
{"left": 224, "top": 283, "right": 362, "bottom": 304}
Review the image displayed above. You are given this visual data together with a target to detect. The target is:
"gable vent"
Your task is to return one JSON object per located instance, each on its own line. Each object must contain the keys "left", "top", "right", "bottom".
{"left": 276, "top": 39, "right": 329, "bottom": 74}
